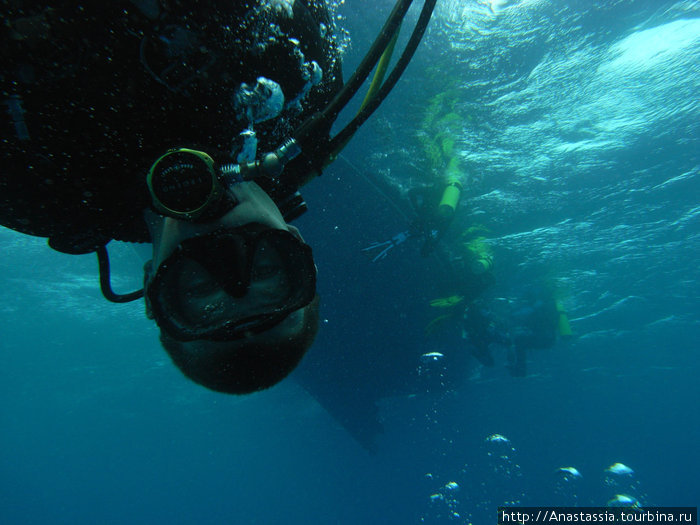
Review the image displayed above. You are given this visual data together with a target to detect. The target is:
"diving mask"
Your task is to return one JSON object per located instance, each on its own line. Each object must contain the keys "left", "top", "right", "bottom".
{"left": 146, "top": 224, "right": 316, "bottom": 342}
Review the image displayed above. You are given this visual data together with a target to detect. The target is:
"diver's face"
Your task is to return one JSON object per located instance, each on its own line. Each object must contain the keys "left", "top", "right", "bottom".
{"left": 144, "top": 181, "right": 319, "bottom": 393}
{"left": 145, "top": 181, "right": 316, "bottom": 342}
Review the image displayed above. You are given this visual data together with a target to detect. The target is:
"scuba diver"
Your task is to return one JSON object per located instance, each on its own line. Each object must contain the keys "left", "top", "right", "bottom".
{"left": 425, "top": 229, "right": 571, "bottom": 377}
{"left": 461, "top": 287, "right": 572, "bottom": 377}
{"left": 426, "top": 233, "right": 498, "bottom": 368}
{"left": 505, "top": 287, "right": 572, "bottom": 376}
{"left": 410, "top": 178, "right": 463, "bottom": 257}
{"left": 362, "top": 177, "right": 463, "bottom": 261}
{"left": 1, "top": 0, "right": 437, "bottom": 393}
{"left": 362, "top": 87, "right": 465, "bottom": 261}
{"left": 461, "top": 300, "right": 508, "bottom": 368}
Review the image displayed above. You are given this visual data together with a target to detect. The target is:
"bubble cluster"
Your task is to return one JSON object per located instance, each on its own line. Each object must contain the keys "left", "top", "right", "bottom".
{"left": 419, "top": 434, "right": 524, "bottom": 524}
{"left": 420, "top": 436, "right": 651, "bottom": 523}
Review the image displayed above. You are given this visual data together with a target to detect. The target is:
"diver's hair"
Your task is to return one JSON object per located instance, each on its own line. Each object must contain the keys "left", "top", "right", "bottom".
{"left": 159, "top": 295, "right": 320, "bottom": 394}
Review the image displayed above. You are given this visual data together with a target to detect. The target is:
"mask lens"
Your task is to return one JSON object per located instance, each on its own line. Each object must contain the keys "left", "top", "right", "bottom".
{"left": 250, "top": 238, "right": 291, "bottom": 297}
{"left": 147, "top": 227, "right": 315, "bottom": 341}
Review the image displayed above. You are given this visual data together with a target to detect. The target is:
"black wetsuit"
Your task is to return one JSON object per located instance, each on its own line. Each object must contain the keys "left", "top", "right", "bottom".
{"left": 505, "top": 297, "right": 557, "bottom": 376}
{"left": 462, "top": 303, "right": 509, "bottom": 367}
{"left": 407, "top": 184, "right": 454, "bottom": 257}
{"left": 1, "top": 0, "right": 342, "bottom": 254}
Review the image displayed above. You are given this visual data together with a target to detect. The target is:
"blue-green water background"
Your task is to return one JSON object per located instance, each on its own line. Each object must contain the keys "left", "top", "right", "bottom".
{"left": 1, "top": 0, "right": 698, "bottom": 523}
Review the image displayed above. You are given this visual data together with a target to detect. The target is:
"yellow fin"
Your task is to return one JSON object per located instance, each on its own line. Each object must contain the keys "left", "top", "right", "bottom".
{"left": 429, "top": 295, "right": 464, "bottom": 308}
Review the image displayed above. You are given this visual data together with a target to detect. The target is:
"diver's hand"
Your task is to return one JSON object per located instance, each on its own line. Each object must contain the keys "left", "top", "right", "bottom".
{"left": 361, "top": 230, "right": 411, "bottom": 262}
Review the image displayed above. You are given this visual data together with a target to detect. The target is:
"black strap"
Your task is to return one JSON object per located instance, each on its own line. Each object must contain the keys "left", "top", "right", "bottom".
{"left": 97, "top": 245, "right": 144, "bottom": 303}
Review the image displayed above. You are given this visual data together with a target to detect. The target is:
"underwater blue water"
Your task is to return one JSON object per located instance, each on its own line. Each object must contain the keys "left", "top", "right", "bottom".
{"left": 1, "top": 1, "right": 698, "bottom": 523}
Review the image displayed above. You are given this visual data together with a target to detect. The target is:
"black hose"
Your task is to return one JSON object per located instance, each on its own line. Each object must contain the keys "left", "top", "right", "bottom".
{"left": 322, "top": 0, "right": 414, "bottom": 122}
{"left": 293, "top": 0, "right": 414, "bottom": 144}
{"left": 97, "top": 245, "right": 144, "bottom": 303}
{"left": 327, "top": 0, "right": 438, "bottom": 155}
